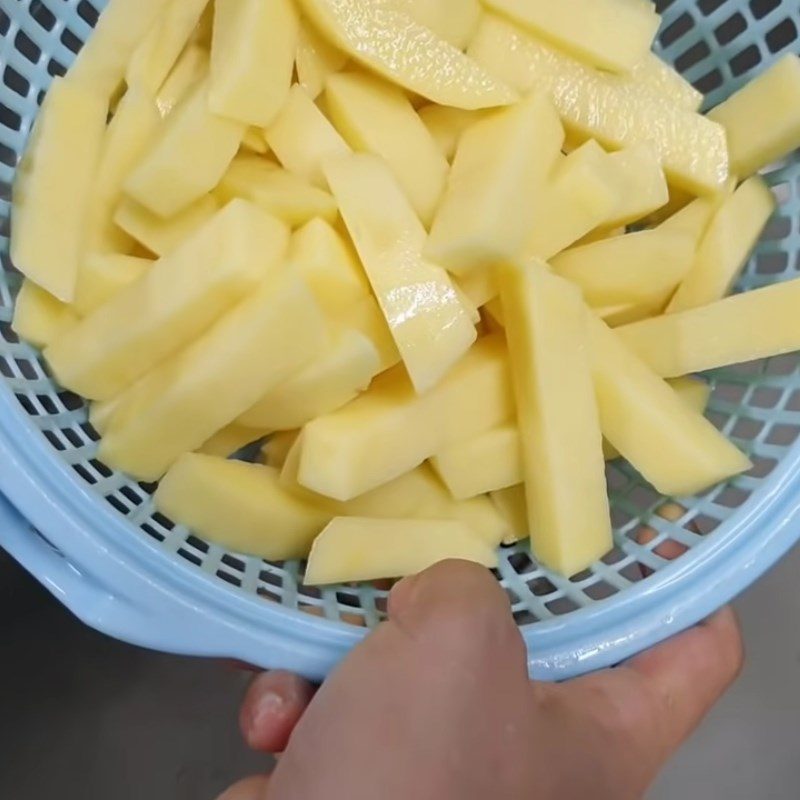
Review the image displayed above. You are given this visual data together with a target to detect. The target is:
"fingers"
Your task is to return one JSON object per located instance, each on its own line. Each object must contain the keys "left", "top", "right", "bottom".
{"left": 626, "top": 605, "right": 744, "bottom": 756}
{"left": 268, "top": 560, "right": 531, "bottom": 799}
{"left": 239, "top": 671, "right": 316, "bottom": 754}
{"left": 215, "top": 775, "right": 269, "bottom": 800}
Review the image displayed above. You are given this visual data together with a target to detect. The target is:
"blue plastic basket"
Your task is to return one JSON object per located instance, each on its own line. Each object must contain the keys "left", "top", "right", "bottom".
{"left": 1, "top": 0, "right": 800, "bottom": 681}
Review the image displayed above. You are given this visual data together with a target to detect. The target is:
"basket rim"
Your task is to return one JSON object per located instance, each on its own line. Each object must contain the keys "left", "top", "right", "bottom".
{"left": 1, "top": 377, "right": 798, "bottom": 679}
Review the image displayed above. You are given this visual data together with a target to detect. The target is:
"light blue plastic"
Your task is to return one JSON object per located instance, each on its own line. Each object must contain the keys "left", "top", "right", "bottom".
{"left": 1, "top": 0, "right": 800, "bottom": 681}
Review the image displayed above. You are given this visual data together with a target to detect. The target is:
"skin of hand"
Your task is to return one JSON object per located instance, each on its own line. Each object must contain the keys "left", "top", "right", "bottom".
{"left": 219, "top": 559, "right": 743, "bottom": 800}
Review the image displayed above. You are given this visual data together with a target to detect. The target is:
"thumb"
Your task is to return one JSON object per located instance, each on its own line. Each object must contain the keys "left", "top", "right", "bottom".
{"left": 268, "top": 560, "right": 530, "bottom": 799}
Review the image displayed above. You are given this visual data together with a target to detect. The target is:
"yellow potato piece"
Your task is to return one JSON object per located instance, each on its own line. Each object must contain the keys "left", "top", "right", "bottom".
{"left": 12, "top": 281, "right": 78, "bottom": 349}
{"left": 551, "top": 229, "right": 695, "bottom": 308}
{"left": 156, "top": 44, "right": 208, "bottom": 118}
{"left": 346, "top": 295, "right": 402, "bottom": 371}
{"left": 115, "top": 194, "right": 220, "bottom": 257}
{"left": 209, "top": 0, "right": 298, "bottom": 126}
{"left": 264, "top": 84, "right": 350, "bottom": 188}
{"left": 217, "top": 155, "right": 338, "bottom": 226}
{"left": 238, "top": 330, "right": 381, "bottom": 431}
{"left": 196, "top": 425, "right": 266, "bottom": 458}
{"left": 490, "top": 485, "right": 528, "bottom": 545}
{"left": 282, "top": 448, "right": 509, "bottom": 546}
{"left": 431, "top": 425, "right": 521, "bottom": 500}
{"left": 483, "top": 0, "right": 659, "bottom": 74}
{"left": 305, "top": 518, "right": 498, "bottom": 585}
{"left": 85, "top": 88, "right": 161, "bottom": 254}
{"left": 325, "top": 71, "right": 449, "bottom": 226}
{"left": 296, "top": 0, "right": 517, "bottom": 109}
{"left": 156, "top": 456, "right": 330, "bottom": 560}
{"left": 601, "top": 144, "right": 669, "bottom": 229}
{"left": 263, "top": 430, "right": 301, "bottom": 468}
{"left": 434, "top": 376, "right": 712, "bottom": 498}
{"left": 667, "top": 176, "right": 776, "bottom": 313}
{"left": 426, "top": 93, "right": 564, "bottom": 273}
{"left": 395, "top": 0, "right": 482, "bottom": 50}
{"left": 288, "top": 218, "right": 370, "bottom": 315}
{"left": 47, "top": 201, "right": 287, "bottom": 401}
{"left": 68, "top": 0, "right": 166, "bottom": 99}
{"left": 324, "top": 153, "right": 476, "bottom": 393}
{"left": 74, "top": 254, "right": 152, "bottom": 317}
{"left": 296, "top": 22, "right": 349, "bottom": 99}
{"left": 523, "top": 142, "right": 620, "bottom": 261}
{"left": 241, "top": 128, "right": 269, "bottom": 155}
{"left": 500, "top": 261, "right": 611, "bottom": 577}
{"left": 299, "top": 335, "right": 513, "bottom": 501}
{"left": 125, "top": 80, "right": 246, "bottom": 217}
{"left": 11, "top": 78, "right": 107, "bottom": 302}
{"left": 709, "top": 54, "right": 800, "bottom": 178}
{"left": 417, "top": 105, "right": 480, "bottom": 161}
{"left": 635, "top": 54, "right": 703, "bottom": 112}
{"left": 618, "top": 277, "right": 800, "bottom": 378}
{"left": 455, "top": 269, "right": 498, "bottom": 311}
{"left": 589, "top": 316, "right": 750, "bottom": 496}
{"left": 99, "top": 273, "right": 328, "bottom": 480}
{"left": 656, "top": 194, "right": 724, "bottom": 243}
{"left": 468, "top": 16, "right": 729, "bottom": 195}
{"left": 126, "top": 0, "right": 209, "bottom": 95}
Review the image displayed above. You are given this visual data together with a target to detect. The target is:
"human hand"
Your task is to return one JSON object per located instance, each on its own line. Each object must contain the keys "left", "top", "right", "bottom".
{"left": 220, "top": 559, "right": 743, "bottom": 800}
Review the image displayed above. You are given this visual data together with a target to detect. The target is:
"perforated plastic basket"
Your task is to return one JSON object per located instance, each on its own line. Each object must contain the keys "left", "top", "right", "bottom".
{"left": 1, "top": 0, "right": 800, "bottom": 681}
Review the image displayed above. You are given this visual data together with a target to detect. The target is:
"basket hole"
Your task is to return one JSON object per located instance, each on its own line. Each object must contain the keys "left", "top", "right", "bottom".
{"left": 766, "top": 423, "right": 800, "bottom": 446}
{"left": 0, "top": 103, "right": 22, "bottom": 131}
{"left": 601, "top": 547, "right": 626, "bottom": 566}
{"left": 627, "top": 484, "right": 661, "bottom": 513}
{"left": 619, "top": 561, "right": 646, "bottom": 583}
{"left": 606, "top": 463, "right": 630, "bottom": 491}
{"left": 689, "top": 514, "right": 721, "bottom": 535}
{"left": 675, "top": 40, "right": 711, "bottom": 73}
{"left": 43, "top": 429, "right": 65, "bottom": 451}
{"left": 216, "top": 569, "right": 242, "bottom": 588}
{"left": 0, "top": 10, "right": 9, "bottom": 37}
{"left": 696, "top": 68, "right": 723, "bottom": 94}
{"left": 714, "top": 12, "right": 747, "bottom": 46}
{"left": 750, "top": 0, "right": 781, "bottom": 19}
{"left": 31, "top": 2, "right": 57, "bottom": 31}
{"left": 766, "top": 353, "right": 799, "bottom": 376}
{"left": 73, "top": 463, "right": 98, "bottom": 485}
{"left": 584, "top": 581, "right": 618, "bottom": 601}
{"left": 730, "top": 44, "right": 762, "bottom": 77}
{"left": 730, "top": 417, "right": 765, "bottom": 441}
{"left": 259, "top": 570, "right": 283, "bottom": 588}
{"left": 152, "top": 511, "right": 175, "bottom": 531}
{"left": 106, "top": 494, "right": 131, "bottom": 515}
{"left": 714, "top": 485, "right": 750, "bottom": 509}
{"left": 748, "top": 456, "right": 777, "bottom": 478}
{"left": 88, "top": 458, "right": 112, "bottom": 479}
{"left": 512, "top": 608, "right": 539, "bottom": 625}
{"left": 221, "top": 553, "right": 246, "bottom": 572}
{"left": 60, "top": 27, "right": 83, "bottom": 56}
{"left": 698, "top": 0, "right": 726, "bottom": 14}
{"left": 47, "top": 59, "right": 67, "bottom": 79}
{"left": 751, "top": 386, "right": 784, "bottom": 409}
{"left": 3, "top": 65, "right": 30, "bottom": 99}
{"left": 529, "top": 576, "right": 557, "bottom": 597}
{"left": 569, "top": 568, "right": 594, "bottom": 584}
{"left": 14, "top": 30, "right": 42, "bottom": 65}
{"left": 756, "top": 250, "right": 788, "bottom": 275}
{"left": 176, "top": 548, "right": 202, "bottom": 567}
{"left": 661, "top": 12, "right": 695, "bottom": 47}
{"left": 507, "top": 550, "right": 535, "bottom": 574}
{"left": 80, "top": 421, "right": 101, "bottom": 442}
{"left": 15, "top": 393, "right": 36, "bottom": 415}
{"left": 764, "top": 214, "right": 792, "bottom": 239}
{"left": 546, "top": 596, "right": 579, "bottom": 616}
{"left": 58, "top": 390, "right": 84, "bottom": 411}
{"left": 119, "top": 484, "right": 143, "bottom": 506}
{"left": 142, "top": 523, "right": 166, "bottom": 542}
{"left": 767, "top": 18, "right": 799, "bottom": 53}
{"left": 77, "top": 1, "right": 100, "bottom": 27}
{"left": 61, "top": 427, "right": 84, "bottom": 448}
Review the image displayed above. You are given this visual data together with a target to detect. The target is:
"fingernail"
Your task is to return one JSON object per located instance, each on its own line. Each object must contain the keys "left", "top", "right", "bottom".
{"left": 249, "top": 690, "right": 286, "bottom": 735}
